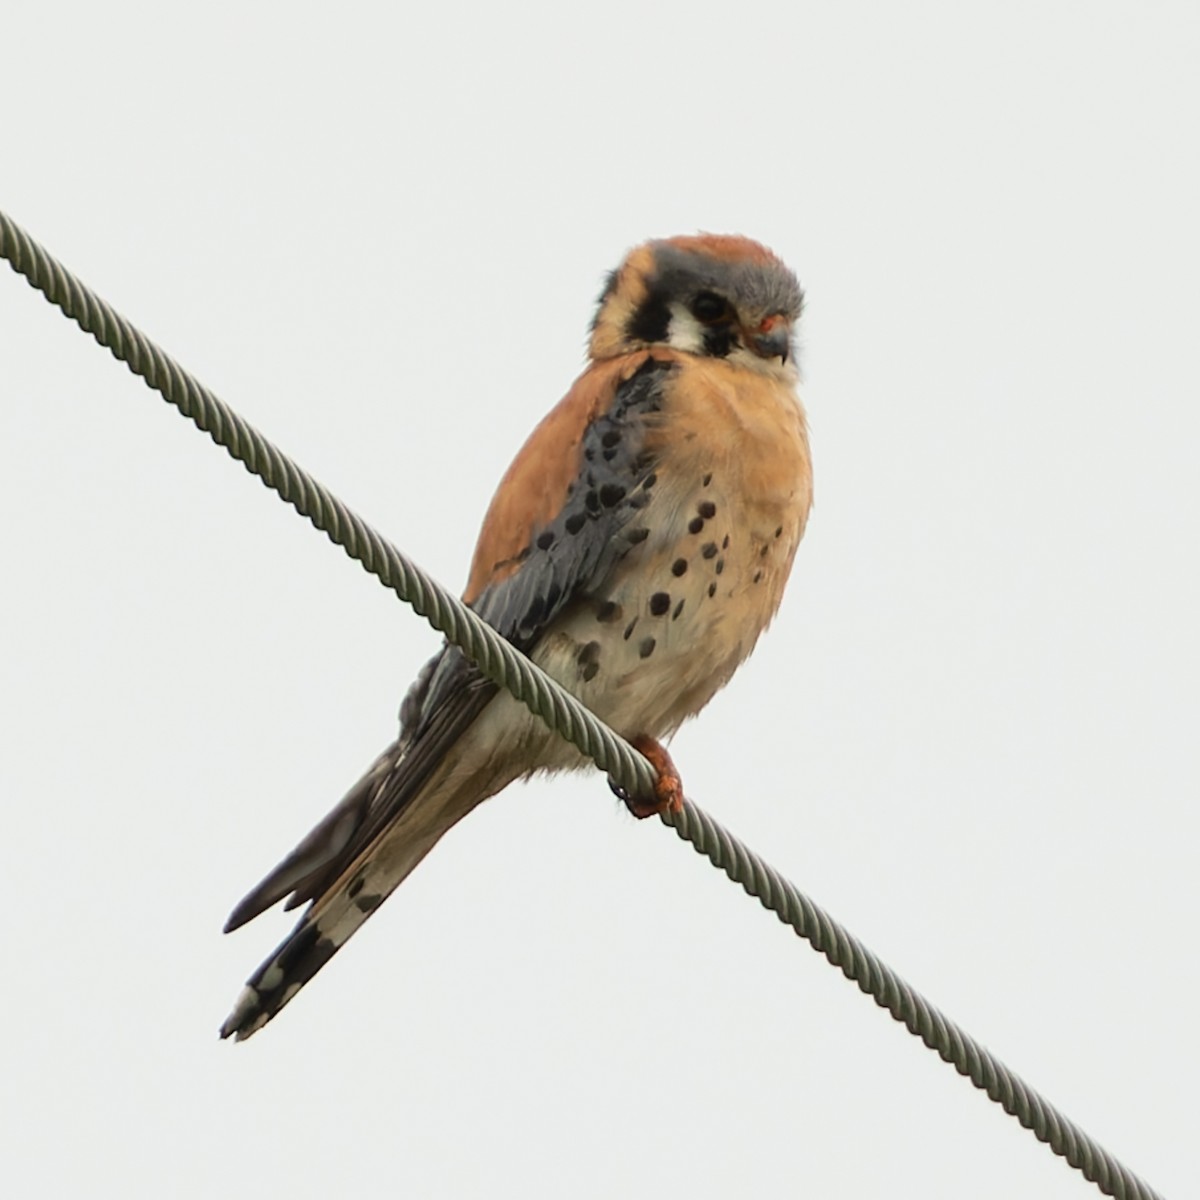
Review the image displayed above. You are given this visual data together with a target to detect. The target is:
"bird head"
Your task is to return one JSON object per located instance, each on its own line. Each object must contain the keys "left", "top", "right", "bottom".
{"left": 589, "top": 234, "right": 803, "bottom": 377}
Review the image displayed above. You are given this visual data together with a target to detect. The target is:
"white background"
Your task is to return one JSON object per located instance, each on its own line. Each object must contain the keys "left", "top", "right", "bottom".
{"left": 1, "top": 3, "right": 1195, "bottom": 1197}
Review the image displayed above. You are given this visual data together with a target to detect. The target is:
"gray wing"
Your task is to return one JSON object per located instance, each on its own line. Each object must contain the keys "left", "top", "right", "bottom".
{"left": 223, "top": 358, "right": 674, "bottom": 930}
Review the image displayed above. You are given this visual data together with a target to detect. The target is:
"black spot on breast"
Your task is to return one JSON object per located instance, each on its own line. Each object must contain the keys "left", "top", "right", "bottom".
{"left": 722, "top": 534, "right": 730, "bottom": 550}
{"left": 715, "top": 558, "right": 725, "bottom": 575}
{"left": 578, "top": 641, "right": 602, "bottom": 682}
{"left": 698, "top": 500, "right": 716, "bottom": 519}
{"left": 649, "top": 592, "right": 670, "bottom": 616}
{"left": 760, "top": 544, "right": 770, "bottom": 557}
{"left": 707, "top": 582, "right": 717, "bottom": 598}
{"left": 639, "top": 636, "right": 656, "bottom": 659}
{"left": 671, "top": 558, "right": 688, "bottom": 577}
{"left": 585, "top": 490, "right": 601, "bottom": 513}
{"left": 702, "top": 472, "right": 713, "bottom": 487}
{"left": 601, "top": 429, "right": 622, "bottom": 449}
{"left": 626, "top": 527, "right": 650, "bottom": 544}
{"left": 753, "top": 570, "right": 763, "bottom": 583}
{"left": 596, "top": 600, "right": 622, "bottom": 623}
{"left": 355, "top": 892, "right": 384, "bottom": 914}
{"left": 643, "top": 472, "right": 657, "bottom": 489}
{"left": 701, "top": 542, "right": 718, "bottom": 560}
{"left": 628, "top": 492, "right": 651, "bottom": 510}
{"left": 536, "top": 530, "right": 555, "bottom": 550}
{"left": 599, "top": 483, "right": 626, "bottom": 507}
{"left": 348, "top": 877, "right": 365, "bottom": 899}
{"left": 565, "top": 511, "right": 587, "bottom": 535}
{"left": 775, "top": 525, "right": 784, "bottom": 538}
{"left": 672, "top": 598, "right": 685, "bottom": 620}
{"left": 624, "top": 617, "right": 638, "bottom": 640}
{"left": 688, "top": 516, "right": 705, "bottom": 535}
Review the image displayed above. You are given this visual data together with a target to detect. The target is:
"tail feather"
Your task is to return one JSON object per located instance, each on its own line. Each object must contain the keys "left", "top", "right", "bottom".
{"left": 219, "top": 812, "right": 452, "bottom": 1040}
{"left": 220, "top": 678, "right": 537, "bottom": 1041}
{"left": 221, "top": 765, "right": 383, "bottom": 933}
{"left": 220, "top": 919, "right": 340, "bottom": 1040}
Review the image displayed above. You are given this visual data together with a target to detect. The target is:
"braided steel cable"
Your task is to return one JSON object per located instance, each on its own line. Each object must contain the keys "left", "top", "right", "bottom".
{"left": 0, "top": 210, "right": 655, "bottom": 799}
{"left": 0, "top": 209, "right": 1164, "bottom": 1200}
{"left": 661, "top": 801, "right": 1161, "bottom": 1199}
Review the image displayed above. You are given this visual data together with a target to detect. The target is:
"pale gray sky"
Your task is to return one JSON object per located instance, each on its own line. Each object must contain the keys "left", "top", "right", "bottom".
{"left": 1, "top": 2, "right": 1195, "bottom": 1197}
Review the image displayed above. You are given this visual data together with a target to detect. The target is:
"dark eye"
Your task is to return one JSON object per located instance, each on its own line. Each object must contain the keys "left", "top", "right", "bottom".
{"left": 691, "top": 292, "right": 732, "bottom": 324}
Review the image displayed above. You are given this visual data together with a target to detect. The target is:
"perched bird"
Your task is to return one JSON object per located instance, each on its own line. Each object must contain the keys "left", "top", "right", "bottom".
{"left": 220, "top": 234, "right": 813, "bottom": 1040}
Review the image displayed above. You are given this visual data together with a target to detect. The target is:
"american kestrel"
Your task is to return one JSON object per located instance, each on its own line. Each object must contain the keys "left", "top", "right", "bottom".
{"left": 220, "top": 234, "right": 813, "bottom": 1040}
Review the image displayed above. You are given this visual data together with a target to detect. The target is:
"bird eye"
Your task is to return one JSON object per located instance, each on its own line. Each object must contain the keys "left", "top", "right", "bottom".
{"left": 691, "top": 292, "right": 731, "bottom": 324}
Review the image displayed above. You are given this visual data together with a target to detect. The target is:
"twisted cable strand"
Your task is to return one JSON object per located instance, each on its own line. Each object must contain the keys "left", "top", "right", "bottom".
{"left": 661, "top": 800, "right": 1160, "bottom": 1199}
{"left": 1, "top": 209, "right": 1163, "bottom": 1200}
{"left": 0, "top": 210, "right": 655, "bottom": 798}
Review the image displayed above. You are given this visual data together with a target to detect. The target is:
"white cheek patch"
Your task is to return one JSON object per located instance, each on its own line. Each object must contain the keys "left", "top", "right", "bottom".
{"left": 665, "top": 304, "right": 706, "bottom": 354}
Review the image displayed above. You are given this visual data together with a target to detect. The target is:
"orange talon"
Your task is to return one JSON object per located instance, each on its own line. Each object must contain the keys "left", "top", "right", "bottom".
{"left": 610, "top": 735, "right": 684, "bottom": 818}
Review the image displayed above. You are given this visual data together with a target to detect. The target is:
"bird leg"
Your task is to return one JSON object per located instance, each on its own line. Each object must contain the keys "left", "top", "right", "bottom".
{"left": 610, "top": 735, "right": 685, "bottom": 819}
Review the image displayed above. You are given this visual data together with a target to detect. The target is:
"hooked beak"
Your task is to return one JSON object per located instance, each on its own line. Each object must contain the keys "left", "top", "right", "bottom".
{"left": 748, "top": 314, "right": 791, "bottom": 363}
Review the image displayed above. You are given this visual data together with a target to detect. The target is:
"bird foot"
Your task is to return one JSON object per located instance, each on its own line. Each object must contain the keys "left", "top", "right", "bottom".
{"left": 610, "top": 735, "right": 684, "bottom": 818}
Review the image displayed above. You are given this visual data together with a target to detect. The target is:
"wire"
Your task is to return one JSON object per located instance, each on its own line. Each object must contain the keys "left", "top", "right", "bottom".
{"left": 0, "top": 208, "right": 1165, "bottom": 1200}
{"left": 0, "top": 210, "right": 655, "bottom": 799}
